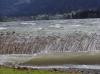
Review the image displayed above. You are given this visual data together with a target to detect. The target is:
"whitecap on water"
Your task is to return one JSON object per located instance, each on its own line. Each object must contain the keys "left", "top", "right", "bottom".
{"left": 49, "top": 24, "right": 63, "bottom": 28}
{"left": 33, "top": 27, "right": 44, "bottom": 31}
{"left": 29, "top": 23, "right": 36, "bottom": 25}
{"left": 0, "top": 27, "right": 7, "bottom": 30}
{"left": 71, "top": 25, "right": 81, "bottom": 27}
{"left": 20, "top": 22, "right": 36, "bottom": 25}
{"left": 37, "top": 27, "right": 43, "bottom": 30}
{"left": 20, "top": 22, "right": 28, "bottom": 25}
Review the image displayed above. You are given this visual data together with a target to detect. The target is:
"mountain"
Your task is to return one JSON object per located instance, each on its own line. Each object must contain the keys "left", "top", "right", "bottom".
{"left": 0, "top": 0, "right": 100, "bottom": 17}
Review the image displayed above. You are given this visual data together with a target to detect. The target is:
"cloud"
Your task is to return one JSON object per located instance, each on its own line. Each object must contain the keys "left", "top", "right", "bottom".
{"left": 14, "top": 0, "right": 31, "bottom": 5}
{"left": 25, "top": 0, "right": 31, "bottom": 3}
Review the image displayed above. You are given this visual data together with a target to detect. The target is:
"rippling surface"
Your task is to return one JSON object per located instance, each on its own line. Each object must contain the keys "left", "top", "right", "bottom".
{"left": 0, "top": 19, "right": 100, "bottom": 35}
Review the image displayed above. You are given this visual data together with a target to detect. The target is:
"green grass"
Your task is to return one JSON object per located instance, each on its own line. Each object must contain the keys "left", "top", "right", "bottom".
{"left": 23, "top": 52, "right": 100, "bottom": 65}
{"left": 0, "top": 67, "right": 81, "bottom": 74}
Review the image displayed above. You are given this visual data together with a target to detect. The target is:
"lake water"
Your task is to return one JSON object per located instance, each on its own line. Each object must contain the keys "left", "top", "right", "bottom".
{"left": 0, "top": 19, "right": 100, "bottom": 70}
{"left": 0, "top": 19, "right": 100, "bottom": 35}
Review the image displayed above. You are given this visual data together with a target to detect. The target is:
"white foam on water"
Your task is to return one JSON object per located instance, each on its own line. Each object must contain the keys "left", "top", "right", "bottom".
{"left": 20, "top": 22, "right": 36, "bottom": 25}
{"left": 0, "top": 27, "right": 7, "bottom": 30}
{"left": 33, "top": 27, "right": 43, "bottom": 31}
{"left": 28, "top": 23, "right": 36, "bottom": 25}
{"left": 71, "top": 25, "right": 81, "bottom": 27}
{"left": 37, "top": 27, "right": 43, "bottom": 30}
{"left": 20, "top": 22, "right": 28, "bottom": 25}
{"left": 49, "top": 24, "right": 63, "bottom": 28}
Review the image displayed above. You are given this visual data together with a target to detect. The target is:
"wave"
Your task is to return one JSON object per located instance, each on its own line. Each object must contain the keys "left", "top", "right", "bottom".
{"left": 20, "top": 22, "right": 36, "bottom": 25}
{"left": 0, "top": 27, "right": 7, "bottom": 30}
{"left": 49, "top": 24, "right": 63, "bottom": 28}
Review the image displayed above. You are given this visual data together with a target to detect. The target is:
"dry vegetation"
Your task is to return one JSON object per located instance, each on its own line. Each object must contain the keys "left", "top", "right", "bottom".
{"left": 0, "top": 31, "right": 100, "bottom": 54}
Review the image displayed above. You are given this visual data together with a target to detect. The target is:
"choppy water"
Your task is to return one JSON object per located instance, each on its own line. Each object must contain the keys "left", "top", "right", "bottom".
{"left": 0, "top": 19, "right": 100, "bottom": 35}
{"left": 0, "top": 19, "right": 100, "bottom": 53}
{"left": 0, "top": 19, "right": 100, "bottom": 69}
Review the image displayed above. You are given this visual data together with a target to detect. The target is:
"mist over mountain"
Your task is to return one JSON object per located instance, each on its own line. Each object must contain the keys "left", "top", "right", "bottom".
{"left": 0, "top": 0, "right": 100, "bottom": 17}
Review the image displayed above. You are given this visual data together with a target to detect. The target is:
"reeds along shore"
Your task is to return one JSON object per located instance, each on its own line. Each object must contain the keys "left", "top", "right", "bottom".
{"left": 0, "top": 31, "right": 99, "bottom": 54}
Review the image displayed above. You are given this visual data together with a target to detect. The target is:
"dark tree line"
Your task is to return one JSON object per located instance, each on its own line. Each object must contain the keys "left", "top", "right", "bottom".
{"left": 1, "top": 9, "right": 100, "bottom": 21}
{"left": 72, "top": 10, "right": 100, "bottom": 19}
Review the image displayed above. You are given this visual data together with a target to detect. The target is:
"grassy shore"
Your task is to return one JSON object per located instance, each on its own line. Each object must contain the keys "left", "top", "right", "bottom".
{"left": 0, "top": 67, "right": 81, "bottom": 74}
